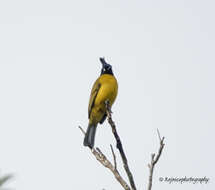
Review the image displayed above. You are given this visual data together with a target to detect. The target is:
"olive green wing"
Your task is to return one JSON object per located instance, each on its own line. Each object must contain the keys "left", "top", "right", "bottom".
{"left": 88, "top": 78, "right": 101, "bottom": 118}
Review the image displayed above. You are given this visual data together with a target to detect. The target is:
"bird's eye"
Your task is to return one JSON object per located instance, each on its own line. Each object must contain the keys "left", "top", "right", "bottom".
{"left": 106, "top": 65, "right": 112, "bottom": 70}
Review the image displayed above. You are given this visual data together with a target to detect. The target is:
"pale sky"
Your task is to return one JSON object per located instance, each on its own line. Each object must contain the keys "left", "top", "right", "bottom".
{"left": 0, "top": 0, "right": 214, "bottom": 190}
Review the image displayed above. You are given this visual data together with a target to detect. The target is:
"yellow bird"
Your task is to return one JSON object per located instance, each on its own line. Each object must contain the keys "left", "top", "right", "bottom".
{"left": 84, "top": 58, "right": 118, "bottom": 148}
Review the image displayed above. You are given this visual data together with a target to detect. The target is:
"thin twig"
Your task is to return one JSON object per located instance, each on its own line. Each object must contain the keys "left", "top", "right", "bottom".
{"left": 79, "top": 126, "right": 86, "bottom": 135}
{"left": 147, "top": 129, "right": 165, "bottom": 190}
{"left": 105, "top": 101, "right": 137, "bottom": 190}
{"left": 156, "top": 128, "right": 161, "bottom": 142}
{"left": 110, "top": 144, "right": 117, "bottom": 170}
{"left": 0, "top": 174, "right": 13, "bottom": 187}
{"left": 79, "top": 126, "right": 130, "bottom": 190}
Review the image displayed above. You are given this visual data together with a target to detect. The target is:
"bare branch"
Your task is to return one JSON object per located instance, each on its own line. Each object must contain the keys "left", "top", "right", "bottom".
{"left": 153, "top": 136, "right": 165, "bottom": 165}
{"left": 147, "top": 129, "right": 165, "bottom": 190}
{"left": 105, "top": 101, "right": 137, "bottom": 190}
{"left": 79, "top": 126, "right": 86, "bottom": 135}
{"left": 0, "top": 174, "right": 13, "bottom": 187}
{"left": 156, "top": 128, "right": 161, "bottom": 142}
{"left": 110, "top": 144, "right": 117, "bottom": 170}
{"left": 79, "top": 126, "right": 130, "bottom": 190}
{"left": 80, "top": 105, "right": 166, "bottom": 190}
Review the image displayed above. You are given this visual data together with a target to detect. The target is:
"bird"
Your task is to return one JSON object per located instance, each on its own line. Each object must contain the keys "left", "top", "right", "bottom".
{"left": 84, "top": 58, "right": 118, "bottom": 148}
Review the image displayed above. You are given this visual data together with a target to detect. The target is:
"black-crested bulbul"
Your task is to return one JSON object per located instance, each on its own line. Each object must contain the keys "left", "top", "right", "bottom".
{"left": 84, "top": 58, "right": 118, "bottom": 148}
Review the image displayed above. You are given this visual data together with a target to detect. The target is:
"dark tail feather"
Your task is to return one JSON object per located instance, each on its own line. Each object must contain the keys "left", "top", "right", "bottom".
{"left": 83, "top": 123, "right": 97, "bottom": 148}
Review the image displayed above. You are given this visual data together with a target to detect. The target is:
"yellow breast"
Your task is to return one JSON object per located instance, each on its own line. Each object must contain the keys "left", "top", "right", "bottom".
{"left": 90, "top": 74, "right": 118, "bottom": 124}
{"left": 94, "top": 74, "right": 118, "bottom": 106}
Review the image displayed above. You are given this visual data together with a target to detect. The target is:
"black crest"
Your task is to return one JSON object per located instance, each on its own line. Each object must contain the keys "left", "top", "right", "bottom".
{"left": 100, "top": 57, "right": 113, "bottom": 75}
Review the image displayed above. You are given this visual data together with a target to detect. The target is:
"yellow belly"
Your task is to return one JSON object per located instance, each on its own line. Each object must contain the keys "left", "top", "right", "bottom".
{"left": 90, "top": 74, "right": 118, "bottom": 124}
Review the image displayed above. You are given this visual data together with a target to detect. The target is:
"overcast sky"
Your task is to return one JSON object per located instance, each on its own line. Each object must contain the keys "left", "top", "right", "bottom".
{"left": 0, "top": 0, "right": 214, "bottom": 190}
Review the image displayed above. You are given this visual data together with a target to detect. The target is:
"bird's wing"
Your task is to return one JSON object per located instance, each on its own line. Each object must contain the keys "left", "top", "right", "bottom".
{"left": 88, "top": 79, "right": 101, "bottom": 118}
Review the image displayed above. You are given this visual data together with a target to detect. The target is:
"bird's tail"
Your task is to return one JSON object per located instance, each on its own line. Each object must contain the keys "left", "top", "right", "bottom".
{"left": 83, "top": 123, "right": 97, "bottom": 149}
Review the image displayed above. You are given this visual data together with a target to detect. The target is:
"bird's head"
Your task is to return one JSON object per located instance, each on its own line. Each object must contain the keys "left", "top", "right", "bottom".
{"left": 100, "top": 57, "right": 113, "bottom": 75}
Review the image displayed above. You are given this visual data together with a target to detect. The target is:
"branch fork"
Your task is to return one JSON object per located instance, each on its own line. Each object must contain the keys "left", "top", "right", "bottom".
{"left": 79, "top": 126, "right": 130, "bottom": 190}
{"left": 79, "top": 101, "right": 165, "bottom": 190}
{"left": 147, "top": 129, "right": 165, "bottom": 190}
